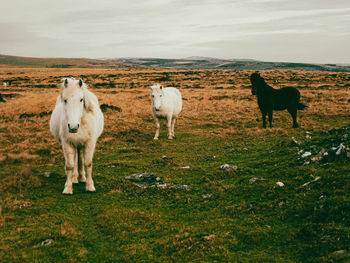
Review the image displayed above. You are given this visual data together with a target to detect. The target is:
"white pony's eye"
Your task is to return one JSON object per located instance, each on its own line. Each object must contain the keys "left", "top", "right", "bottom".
{"left": 64, "top": 99, "right": 67, "bottom": 103}
{"left": 80, "top": 98, "right": 83, "bottom": 102}
{"left": 152, "top": 95, "right": 154, "bottom": 98}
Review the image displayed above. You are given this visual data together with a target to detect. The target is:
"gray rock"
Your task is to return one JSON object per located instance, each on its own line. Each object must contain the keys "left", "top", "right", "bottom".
{"left": 336, "top": 143, "right": 346, "bottom": 155}
{"left": 299, "top": 176, "right": 321, "bottom": 189}
{"left": 203, "top": 234, "right": 217, "bottom": 241}
{"left": 249, "top": 177, "right": 265, "bottom": 183}
{"left": 220, "top": 164, "right": 238, "bottom": 171}
{"left": 301, "top": 151, "right": 312, "bottom": 158}
{"left": 39, "top": 239, "right": 54, "bottom": 246}
{"left": 276, "top": 181, "right": 285, "bottom": 187}
{"left": 125, "top": 173, "right": 188, "bottom": 189}
{"left": 42, "top": 172, "right": 51, "bottom": 178}
{"left": 291, "top": 137, "right": 301, "bottom": 146}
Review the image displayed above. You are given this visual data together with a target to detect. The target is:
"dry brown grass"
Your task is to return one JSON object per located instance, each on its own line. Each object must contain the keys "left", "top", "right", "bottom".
{"left": 0, "top": 67, "right": 349, "bottom": 168}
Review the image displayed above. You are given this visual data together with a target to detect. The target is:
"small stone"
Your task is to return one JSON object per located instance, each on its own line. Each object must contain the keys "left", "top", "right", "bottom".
{"left": 220, "top": 164, "right": 238, "bottom": 171}
{"left": 249, "top": 177, "right": 265, "bottom": 183}
{"left": 180, "top": 166, "right": 190, "bottom": 169}
{"left": 202, "top": 194, "right": 212, "bottom": 199}
{"left": 336, "top": 143, "right": 346, "bottom": 155}
{"left": 40, "top": 239, "right": 54, "bottom": 246}
{"left": 291, "top": 137, "right": 301, "bottom": 146}
{"left": 278, "top": 201, "right": 285, "bottom": 208}
{"left": 42, "top": 172, "right": 51, "bottom": 178}
{"left": 276, "top": 181, "right": 284, "bottom": 187}
{"left": 305, "top": 132, "right": 312, "bottom": 139}
{"left": 299, "top": 176, "right": 321, "bottom": 188}
{"left": 301, "top": 151, "right": 312, "bottom": 158}
{"left": 203, "top": 234, "right": 216, "bottom": 241}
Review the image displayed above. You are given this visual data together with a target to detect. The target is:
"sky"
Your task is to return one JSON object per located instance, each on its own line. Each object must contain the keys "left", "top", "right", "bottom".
{"left": 1, "top": 0, "right": 349, "bottom": 63}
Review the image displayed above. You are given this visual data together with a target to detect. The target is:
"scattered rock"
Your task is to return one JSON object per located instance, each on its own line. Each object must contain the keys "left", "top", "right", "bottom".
{"left": 202, "top": 194, "right": 212, "bottom": 199}
{"left": 42, "top": 172, "right": 51, "bottom": 178}
{"left": 299, "top": 176, "right": 321, "bottom": 189}
{"left": 295, "top": 125, "right": 350, "bottom": 164}
{"left": 39, "top": 239, "right": 54, "bottom": 246}
{"left": 276, "top": 181, "right": 285, "bottom": 187}
{"left": 305, "top": 131, "right": 312, "bottom": 139}
{"left": 249, "top": 177, "right": 265, "bottom": 183}
{"left": 278, "top": 201, "right": 285, "bottom": 208}
{"left": 203, "top": 234, "right": 217, "bottom": 241}
{"left": 336, "top": 143, "right": 346, "bottom": 155}
{"left": 125, "top": 173, "right": 189, "bottom": 189}
{"left": 180, "top": 166, "right": 190, "bottom": 169}
{"left": 301, "top": 151, "right": 312, "bottom": 158}
{"left": 291, "top": 137, "right": 301, "bottom": 146}
{"left": 220, "top": 164, "right": 238, "bottom": 171}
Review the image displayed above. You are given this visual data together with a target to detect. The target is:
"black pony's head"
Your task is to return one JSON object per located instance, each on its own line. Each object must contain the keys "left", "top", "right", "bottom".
{"left": 250, "top": 72, "right": 265, "bottom": 95}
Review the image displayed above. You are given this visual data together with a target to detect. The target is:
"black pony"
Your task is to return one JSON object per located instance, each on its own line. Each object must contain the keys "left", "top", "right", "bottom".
{"left": 250, "top": 72, "right": 307, "bottom": 128}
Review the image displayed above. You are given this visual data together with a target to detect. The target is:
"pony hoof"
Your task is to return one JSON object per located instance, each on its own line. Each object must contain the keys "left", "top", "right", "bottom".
{"left": 86, "top": 185, "right": 96, "bottom": 192}
{"left": 168, "top": 137, "right": 173, "bottom": 140}
{"left": 80, "top": 176, "right": 86, "bottom": 183}
{"left": 62, "top": 188, "right": 73, "bottom": 195}
{"left": 72, "top": 179, "right": 79, "bottom": 184}
{"left": 153, "top": 137, "right": 159, "bottom": 140}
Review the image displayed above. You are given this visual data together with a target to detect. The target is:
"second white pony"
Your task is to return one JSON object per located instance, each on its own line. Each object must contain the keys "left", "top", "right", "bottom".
{"left": 50, "top": 78, "right": 104, "bottom": 194}
{"left": 150, "top": 84, "right": 182, "bottom": 140}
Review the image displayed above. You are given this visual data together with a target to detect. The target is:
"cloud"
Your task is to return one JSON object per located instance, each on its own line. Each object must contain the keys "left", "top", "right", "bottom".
{"left": 0, "top": 0, "right": 349, "bottom": 62}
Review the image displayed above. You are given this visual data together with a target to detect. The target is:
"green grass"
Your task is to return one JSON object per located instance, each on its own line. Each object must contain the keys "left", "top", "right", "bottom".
{"left": 0, "top": 125, "right": 349, "bottom": 262}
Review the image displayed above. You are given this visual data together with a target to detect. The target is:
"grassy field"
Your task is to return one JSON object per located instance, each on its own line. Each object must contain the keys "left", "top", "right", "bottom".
{"left": 0, "top": 67, "right": 349, "bottom": 262}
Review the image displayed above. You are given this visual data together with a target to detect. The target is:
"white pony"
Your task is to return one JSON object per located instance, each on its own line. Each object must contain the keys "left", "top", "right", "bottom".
{"left": 150, "top": 84, "right": 182, "bottom": 140}
{"left": 50, "top": 78, "right": 104, "bottom": 194}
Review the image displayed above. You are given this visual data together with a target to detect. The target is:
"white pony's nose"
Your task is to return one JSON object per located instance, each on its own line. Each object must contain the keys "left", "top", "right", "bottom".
{"left": 68, "top": 123, "right": 80, "bottom": 133}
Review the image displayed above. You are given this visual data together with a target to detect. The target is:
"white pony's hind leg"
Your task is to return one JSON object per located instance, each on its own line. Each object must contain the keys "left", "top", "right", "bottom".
{"left": 84, "top": 141, "right": 96, "bottom": 192}
{"left": 167, "top": 115, "right": 173, "bottom": 140}
{"left": 171, "top": 117, "right": 177, "bottom": 138}
{"left": 154, "top": 117, "right": 160, "bottom": 140}
{"left": 78, "top": 147, "right": 86, "bottom": 182}
{"left": 62, "top": 143, "right": 75, "bottom": 194}
{"left": 72, "top": 149, "right": 79, "bottom": 184}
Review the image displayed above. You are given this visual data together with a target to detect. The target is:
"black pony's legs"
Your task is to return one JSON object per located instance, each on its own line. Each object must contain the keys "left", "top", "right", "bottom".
{"left": 261, "top": 111, "right": 267, "bottom": 128}
{"left": 288, "top": 107, "right": 298, "bottom": 128}
{"left": 268, "top": 111, "right": 273, "bottom": 128}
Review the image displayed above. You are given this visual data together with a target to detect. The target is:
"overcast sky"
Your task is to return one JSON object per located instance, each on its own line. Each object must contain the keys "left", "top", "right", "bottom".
{"left": 1, "top": 0, "right": 349, "bottom": 63}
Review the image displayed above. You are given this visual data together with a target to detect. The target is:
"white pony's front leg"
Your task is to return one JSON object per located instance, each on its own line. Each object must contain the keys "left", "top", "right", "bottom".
{"left": 72, "top": 149, "right": 79, "bottom": 184}
{"left": 78, "top": 147, "right": 86, "bottom": 182}
{"left": 167, "top": 115, "right": 173, "bottom": 140}
{"left": 84, "top": 141, "right": 96, "bottom": 192}
{"left": 154, "top": 117, "right": 160, "bottom": 140}
{"left": 62, "top": 143, "right": 75, "bottom": 194}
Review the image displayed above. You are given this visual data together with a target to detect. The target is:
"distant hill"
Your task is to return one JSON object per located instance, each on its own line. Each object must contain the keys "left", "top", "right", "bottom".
{"left": 0, "top": 54, "right": 139, "bottom": 69}
{"left": 1, "top": 54, "right": 349, "bottom": 72}
{"left": 108, "top": 57, "right": 350, "bottom": 72}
